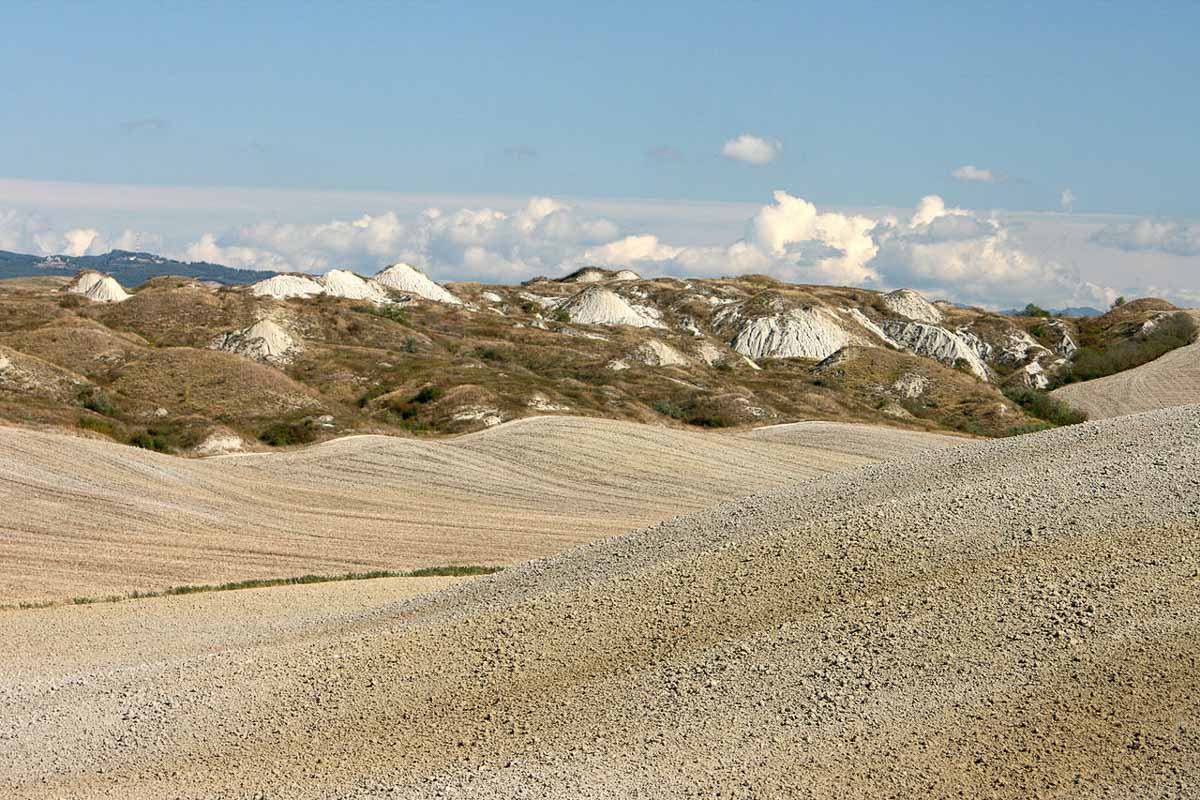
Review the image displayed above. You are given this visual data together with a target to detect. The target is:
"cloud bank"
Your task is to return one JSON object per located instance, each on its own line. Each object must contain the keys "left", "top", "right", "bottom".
{"left": 1092, "top": 218, "right": 1200, "bottom": 257}
{"left": 7, "top": 188, "right": 1195, "bottom": 310}
{"left": 581, "top": 192, "right": 1112, "bottom": 308}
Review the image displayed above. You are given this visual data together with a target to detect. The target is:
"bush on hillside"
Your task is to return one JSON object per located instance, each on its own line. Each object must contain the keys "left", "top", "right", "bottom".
{"left": 652, "top": 399, "right": 735, "bottom": 428}
{"left": 1002, "top": 386, "right": 1087, "bottom": 427}
{"left": 127, "top": 422, "right": 206, "bottom": 453}
{"left": 79, "top": 388, "right": 115, "bottom": 416}
{"left": 77, "top": 414, "right": 116, "bottom": 438}
{"left": 652, "top": 400, "right": 686, "bottom": 420}
{"left": 413, "top": 385, "right": 444, "bottom": 404}
{"left": 258, "top": 419, "right": 317, "bottom": 447}
{"left": 472, "top": 346, "right": 510, "bottom": 363}
{"left": 128, "top": 429, "right": 172, "bottom": 452}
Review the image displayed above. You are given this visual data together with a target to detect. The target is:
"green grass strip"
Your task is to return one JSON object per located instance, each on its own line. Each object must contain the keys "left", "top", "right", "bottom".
{"left": 0, "top": 565, "right": 501, "bottom": 612}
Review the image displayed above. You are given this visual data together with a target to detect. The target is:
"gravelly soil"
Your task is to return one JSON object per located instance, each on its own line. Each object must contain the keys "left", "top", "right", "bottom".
{"left": 0, "top": 416, "right": 960, "bottom": 603}
{"left": 1, "top": 406, "right": 1197, "bottom": 798}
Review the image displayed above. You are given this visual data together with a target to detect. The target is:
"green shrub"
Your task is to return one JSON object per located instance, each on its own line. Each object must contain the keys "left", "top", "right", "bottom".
{"left": 77, "top": 415, "right": 115, "bottom": 438}
{"left": 686, "top": 414, "right": 733, "bottom": 428}
{"left": 258, "top": 420, "right": 317, "bottom": 447}
{"left": 1002, "top": 386, "right": 1087, "bottom": 427}
{"left": 125, "top": 422, "right": 200, "bottom": 453}
{"left": 553, "top": 308, "right": 571, "bottom": 323}
{"left": 413, "top": 385, "right": 444, "bottom": 404}
{"left": 1003, "top": 422, "right": 1054, "bottom": 437}
{"left": 1021, "top": 303, "right": 1051, "bottom": 318}
{"left": 472, "top": 346, "right": 509, "bottom": 362}
{"left": 79, "top": 389, "right": 115, "bottom": 416}
{"left": 653, "top": 400, "right": 686, "bottom": 420}
{"left": 357, "top": 385, "right": 390, "bottom": 408}
{"left": 128, "top": 430, "right": 171, "bottom": 452}
{"left": 353, "top": 304, "right": 408, "bottom": 325}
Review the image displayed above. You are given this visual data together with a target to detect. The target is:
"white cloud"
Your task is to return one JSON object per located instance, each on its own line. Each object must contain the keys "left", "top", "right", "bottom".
{"left": 720, "top": 134, "right": 781, "bottom": 165}
{"left": 3, "top": 180, "right": 1190, "bottom": 310}
{"left": 60, "top": 228, "right": 101, "bottom": 257}
{"left": 1091, "top": 218, "right": 1200, "bottom": 257}
{"left": 578, "top": 192, "right": 1114, "bottom": 308}
{"left": 582, "top": 234, "right": 681, "bottom": 265}
{"left": 0, "top": 209, "right": 48, "bottom": 252}
{"left": 580, "top": 190, "right": 878, "bottom": 285}
{"left": 869, "top": 196, "right": 1114, "bottom": 308}
{"left": 182, "top": 233, "right": 293, "bottom": 271}
{"left": 951, "top": 165, "right": 999, "bottom": 183}
{"left": 1060, "top": 188, "right": 1076, "bottom": 212}
{"left": 182, "top": 197, "right": 622, "bottom": 282}
{"left": 0, "top": 209, "right": 157, "bottom": 257}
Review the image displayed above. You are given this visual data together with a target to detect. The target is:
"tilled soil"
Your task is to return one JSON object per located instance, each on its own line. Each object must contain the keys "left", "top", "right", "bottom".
{"left": 0, "top": 416, "right": 960, "bottom": 604}
{"left": 1, "top": 406, "right": 1197, "bottom": 798}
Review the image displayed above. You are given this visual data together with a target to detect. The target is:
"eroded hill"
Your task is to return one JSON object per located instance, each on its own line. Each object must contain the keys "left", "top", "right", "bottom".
{"left": 0, "top": 266, "right": 1191, "bottom": 450}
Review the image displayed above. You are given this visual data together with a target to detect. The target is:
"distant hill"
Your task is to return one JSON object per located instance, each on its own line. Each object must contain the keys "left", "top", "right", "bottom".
{"left": 1000, "top": 304, "right": 1103, "bottom": 317}
{"left": 0, "top": 249, "right": 274, "bottom": 286}
{"left": 1055, "top": 306, "right": 1104, "bottom": 317}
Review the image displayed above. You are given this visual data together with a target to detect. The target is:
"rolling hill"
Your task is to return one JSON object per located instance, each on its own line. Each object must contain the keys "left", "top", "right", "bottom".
{"left": 1, "top": 404, "right": 1196, "bottom": 797}
{"left": 0, "top": 415, "right": 962, "bottom": 604}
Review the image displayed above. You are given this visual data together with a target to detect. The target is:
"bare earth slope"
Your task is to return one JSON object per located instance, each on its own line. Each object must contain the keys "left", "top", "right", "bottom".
{"left": 1, "top": 406, "right": 1196, "bottom": 798}
{"left": 1051, "top": 311, "right": 1200, "bottom": 419}
{"left": 0, "top": 416, "right": 960, "bottom": 603}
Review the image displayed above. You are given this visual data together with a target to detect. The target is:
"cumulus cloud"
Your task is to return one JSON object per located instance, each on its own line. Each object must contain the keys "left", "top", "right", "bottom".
{"left": 1060, "top": 188, "right": 1076, "bottom": 212}
{"left": 188, "top": 190, "right": 1107, "bottom": 307}
{"left": 720, "top": 134, "right": 780, "bottom": 165}
{"left": 579, "top": 190, "right": 878, "bottom": 285}
{"left": 1091, "top": 218, "right": 1200, "bottom": 257}
{"left": 0, "top": 209, "right": 48, "bottom": 253}
{"left": 0, "top": 189, "right": 1138, "bottom": 309}
{"left": 579, "top": 192, "right": 1114, "bottom": 308}
{"left": 869, "top": 197, "right": 1113, "bottom": 308}
{"left": 0, "top": 209, "right": 155, "bottom": 257}
{"left": 951, "top": 165, "right": 999, "bottom": 183}
{"left": 183, "top": 197, "right": 622, "bottom": 282}
{"left": 182, "top": 233, "right": 294, "bottom": 271}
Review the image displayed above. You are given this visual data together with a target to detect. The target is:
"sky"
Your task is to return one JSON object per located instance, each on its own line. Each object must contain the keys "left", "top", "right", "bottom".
{"left": 2, "top": 1, "right": 1199, "bottom": 308}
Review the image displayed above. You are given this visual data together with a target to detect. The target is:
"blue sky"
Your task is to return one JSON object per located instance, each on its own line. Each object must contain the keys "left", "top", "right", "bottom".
{"left": 2, "top": 2, "right": 1199, "bottom": 307}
